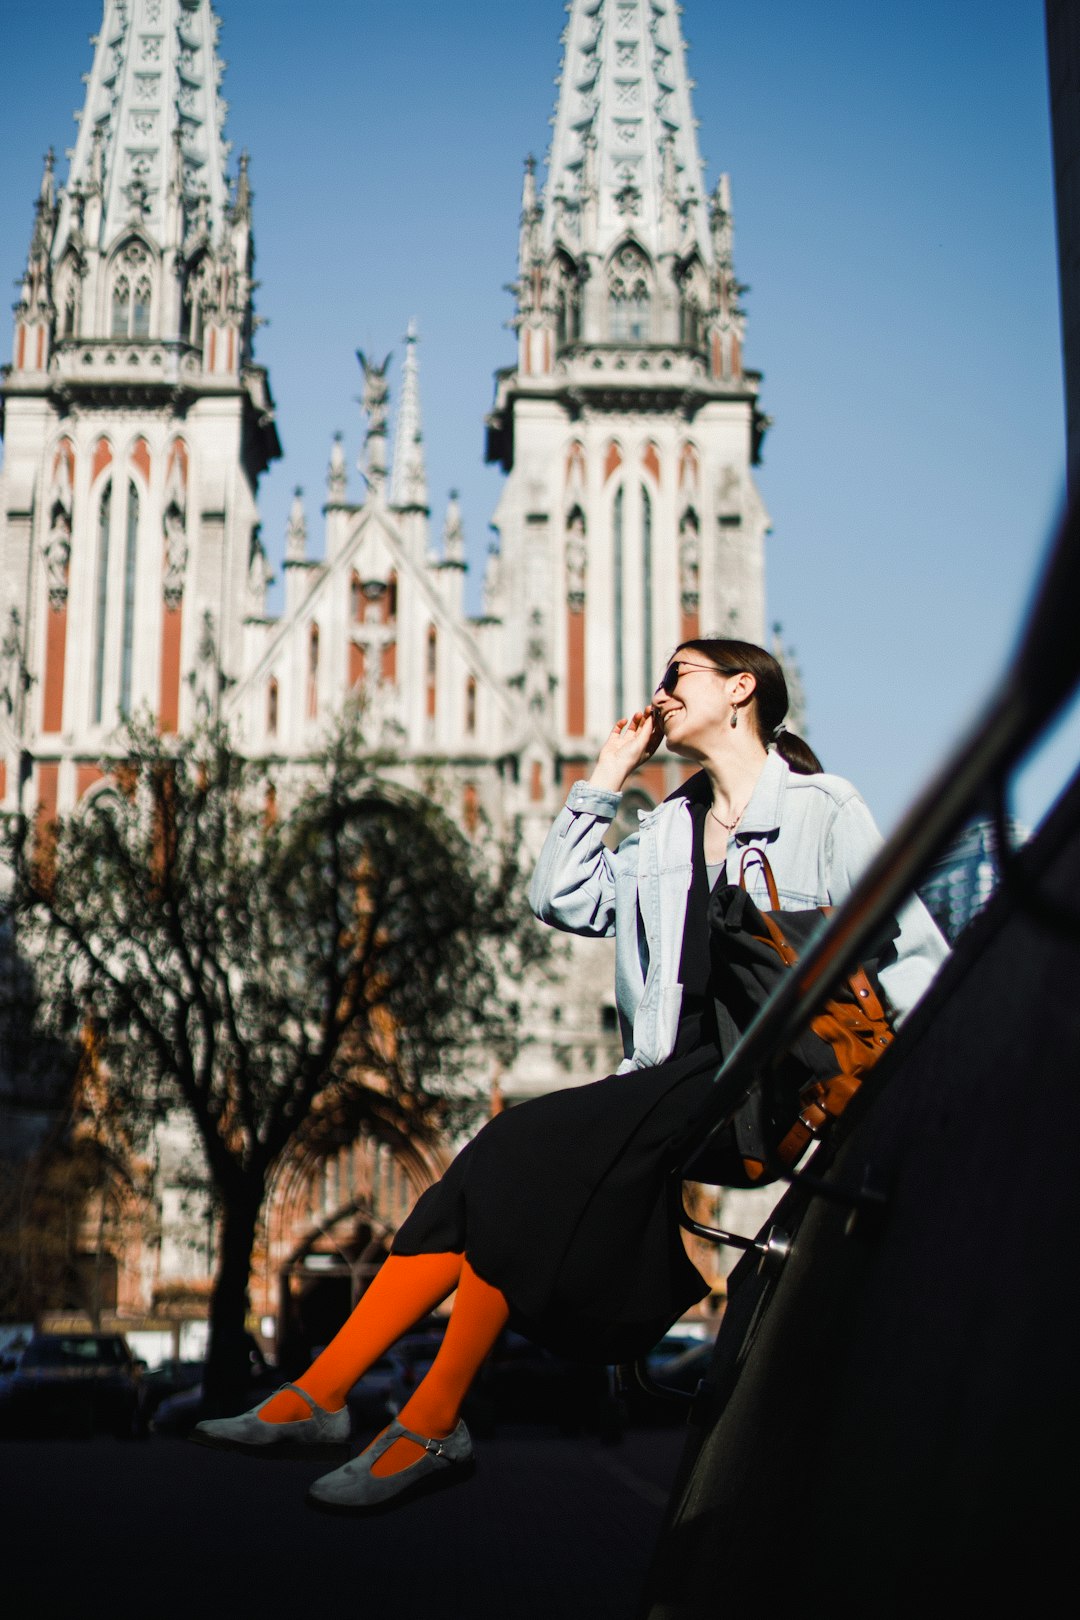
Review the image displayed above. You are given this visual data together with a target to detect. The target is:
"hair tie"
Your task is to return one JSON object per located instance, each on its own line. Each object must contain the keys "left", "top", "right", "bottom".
{"left": 772, "top": 721, "right": 787, "bottom": 741}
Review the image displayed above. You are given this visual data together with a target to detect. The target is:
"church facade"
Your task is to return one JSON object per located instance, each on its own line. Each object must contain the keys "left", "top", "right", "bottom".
{"left": 0, "top": 0, "right": 773, "bottom": 1354}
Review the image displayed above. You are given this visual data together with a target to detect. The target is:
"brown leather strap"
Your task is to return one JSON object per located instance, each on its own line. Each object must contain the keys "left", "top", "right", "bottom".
{"left": 846, "top": 962, "right": 887, "bottom": 1024}
{"left": 738, "top": 846, "right": 780, "bottom": 909}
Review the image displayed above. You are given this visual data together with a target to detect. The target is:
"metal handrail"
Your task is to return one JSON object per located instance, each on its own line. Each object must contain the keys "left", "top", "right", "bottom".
{"left": 671, "top": 494, "right": 1080, "bottom": 1224}
{"left": 621, "top": 499, "right": 1080, "bottom": 1409}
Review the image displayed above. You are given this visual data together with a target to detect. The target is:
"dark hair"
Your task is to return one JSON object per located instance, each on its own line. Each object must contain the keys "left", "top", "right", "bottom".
{"left": 674, "top": 638, "right": 823, "bottom": 776}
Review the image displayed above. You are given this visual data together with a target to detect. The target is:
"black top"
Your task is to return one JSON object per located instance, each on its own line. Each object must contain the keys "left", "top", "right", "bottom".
{"left": 671, "top": 802, "right": 723, "bottom": 1057}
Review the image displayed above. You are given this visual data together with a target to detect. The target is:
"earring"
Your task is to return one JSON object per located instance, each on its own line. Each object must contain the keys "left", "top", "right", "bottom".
{"left": 730, "top": 705, "right": 738, "bottom": 730}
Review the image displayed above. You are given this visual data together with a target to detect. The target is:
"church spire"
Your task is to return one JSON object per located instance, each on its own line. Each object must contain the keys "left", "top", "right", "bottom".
{"left": 495, "top": 0, "right": 745, "bottom": 387}
{"left": 59, "top": 0, "right": 232, "bottom": 256}
{"left": 389, "top": 320, "right": 429, "bottom": 513}
{"left": 543, "top": 0, "right": 711, "bottom": 266}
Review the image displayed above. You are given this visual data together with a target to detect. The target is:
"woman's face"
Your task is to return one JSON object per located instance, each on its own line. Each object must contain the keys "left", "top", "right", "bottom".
{"left": 652, "top": 653, "right": 742, "bottom": 755}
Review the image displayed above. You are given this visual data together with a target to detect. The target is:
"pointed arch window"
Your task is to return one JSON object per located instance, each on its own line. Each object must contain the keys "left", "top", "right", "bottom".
{"left": 307, "top": 625, "right": 320, "bottom": 720}
{"left": 111, "top": 277, "right": 131, "bottom": 338}
{"left": 465, "top": 676, "right": 477, "bottom": 736}
{"left": 267, "top": 677, "right": 279, "bottom": 738}
{"left": 553, "top": 255, "right": 581, "bottom": 349}
{"left": 119, "top": 482, "right": 139, "bottom": 718}
{"left": 641, "top": 484, "right": 653, "bottom": 703}
{"left": 132, "top": 278, "right": 151, "bottom": 338}
{"left": 110, "top": 243, "right": 153, "bottom": 339}
{"left": 92, "top": 484, "right": 112, "bottom": 724}
{"left": 56, "top": 259, "right": 81, "bottom": 339}
{"left": 613, "top": 485, "right": 625, "bottom": 717}
{"left": 608, "top": 244, "right": 652, "bottom": 343}
{"left": 680, "top": 298, "right": 703, "bottom": 350}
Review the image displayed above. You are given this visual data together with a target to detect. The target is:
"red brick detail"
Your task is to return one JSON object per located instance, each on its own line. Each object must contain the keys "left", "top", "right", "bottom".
{"left": 0, "top": 761, "right": 7, "bottom": 801}
{"left": 37, "top": 762, "right": 59, "bottom": 824}
{"left": 523, "top": 329, "right": 532, "bottom": 374}
{"left": 425, "top": 626, "right": 437, "bottom": 720}
{"left": 35, "top": 761, "right": 60, "bottom": 882}
{"left": 131, "top": 437, "right": 151, "bottom": 484}
{"left": 680, "top": 606, "right": 700, "bottom": 644}
{"left": 642, "top": 442, "right": 661, "bottom": 485}
{"left": 54, "top": 439, "right": 75, "bottom": 483}
{"left": 167, "top": 438, "right": 189, "bottom": 484}
{"left": 76, "top": 763, "right": 104, "bottom": 800}
{"left": 208, "top": 328, "right": 217, "bottom": 371}
{"left": 382, "top": 571, "right": 398, "bottom": 624}
{"left": 566, "top": 603, "right": 586, "bottom": 736}
{"left": 560, "top": 760, "right": 590, "bottom": 796}
{"left": 544, "top": 331, "right": 551, "bottom": 372}
{"left": 381, "top": 640, "right": 397, "bottom": 683}
{"left": 92, "top": 438, "right": 113, "bottom": 482}
{"left": 349, "top": 641, "right": 365, "bottom": 688}
{"left": 529, "top": 760, "right": 544, "bottom": 802}
{"left": 42, "top": 603, "right": 68, "bottom": 733}
{"left": 159, "top": 603, "right": 182, "bottom": 732}
{"left": 36, "top": 327, "right": 45, "bottom": 369}
{"left": 462, "top": 781, "right": 480, "bottom": 833}
{"left": 16, "top": 326, "right": 25, "bottom": 369}
{"left": 604, "top": 442, "right": 623, "bottom": 482}
{"left": 731, "top": 334, "right": 741, "bottom": 378}
{"left": 629, "top": 762, "right": 665, "bottom": 804}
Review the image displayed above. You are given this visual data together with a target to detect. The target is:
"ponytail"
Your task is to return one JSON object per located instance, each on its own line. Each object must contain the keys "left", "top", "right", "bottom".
{"left": 772, "top": 726, "right": 823, "bottom": 776}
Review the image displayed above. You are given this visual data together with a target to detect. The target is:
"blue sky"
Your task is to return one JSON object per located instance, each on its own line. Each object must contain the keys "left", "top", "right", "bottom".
{"left": 0, "top": 1, "right": 1072, "bottom": 836}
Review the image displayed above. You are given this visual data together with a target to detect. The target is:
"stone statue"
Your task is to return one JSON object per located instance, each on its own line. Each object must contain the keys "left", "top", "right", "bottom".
{"left": 565, "top": 510, "right": 587, "bottom": 611}
{"left": 43, "top": 510, "right": 72, "bottom": 610}
{"left": 163, "top": 504, "right": 188, "bottom": 608}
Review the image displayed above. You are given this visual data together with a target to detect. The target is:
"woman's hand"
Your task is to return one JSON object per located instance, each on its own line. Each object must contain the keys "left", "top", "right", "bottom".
{"left": 588, "top": 708, "right": 665, "bottom": 794}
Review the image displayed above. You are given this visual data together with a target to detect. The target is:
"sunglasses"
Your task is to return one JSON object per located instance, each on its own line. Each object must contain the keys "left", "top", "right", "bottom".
{"left": 655, "top": 661, "right": 738, "bottom": 697}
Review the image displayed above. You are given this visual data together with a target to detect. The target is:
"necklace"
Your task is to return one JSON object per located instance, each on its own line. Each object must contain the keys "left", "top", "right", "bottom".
{"left": 708, "top": 803, "right": 746, "bottom": 833}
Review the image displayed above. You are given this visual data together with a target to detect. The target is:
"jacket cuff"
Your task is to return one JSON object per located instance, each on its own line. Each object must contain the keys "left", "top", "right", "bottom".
{"left": 565, "top": 780, "right": 621, "bottom": 819}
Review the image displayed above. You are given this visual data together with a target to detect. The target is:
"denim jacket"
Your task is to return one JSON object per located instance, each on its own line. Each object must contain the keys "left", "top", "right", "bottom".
{"left": 529, "top": 750, "right": 948, "bottom": 1072}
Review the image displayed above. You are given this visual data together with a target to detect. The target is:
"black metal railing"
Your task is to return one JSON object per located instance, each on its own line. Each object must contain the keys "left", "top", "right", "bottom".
{"left": 623, "top": 496, "right": 1080, "bottom": 1406}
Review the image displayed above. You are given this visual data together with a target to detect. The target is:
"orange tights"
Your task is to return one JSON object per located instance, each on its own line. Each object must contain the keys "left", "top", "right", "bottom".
{"left": 259, "top": 1252, "right": 509, "bottom": 1476}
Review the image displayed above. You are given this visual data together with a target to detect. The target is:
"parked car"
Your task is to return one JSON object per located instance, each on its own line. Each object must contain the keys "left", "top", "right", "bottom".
{"left": 344, "top": 1350, "right": 410, "bottom": 1430}
{"left": 395, "top": 1320, "right": 449, "bottom": 1390}
{"left": 465, "top": 1330, "right": 624, "bottom": 1442}
{"left": 0, "top": 1331, "right": 144, "bottom": 1438}
{"left": 617, "top": 1328, "right": 716, "bottom": 1425}
{"left": 149, "top": 1334, "right": 273, "bottom": 1436}
{"left": 138, "top": 1358, "right": 206, "bottom": 1423}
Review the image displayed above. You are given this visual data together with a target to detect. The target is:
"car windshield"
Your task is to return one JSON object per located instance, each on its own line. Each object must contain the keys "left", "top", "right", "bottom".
{"left": 21, "top": 1336, "right": 128, "bottom": 1369}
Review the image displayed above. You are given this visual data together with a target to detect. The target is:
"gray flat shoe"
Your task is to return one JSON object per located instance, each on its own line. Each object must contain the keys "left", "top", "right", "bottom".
{"left": 191, "top": 1382, "right": 351, "bottom": 1460}
{"left": 306, "top": 1417, "right": 475, "bottom": 1512}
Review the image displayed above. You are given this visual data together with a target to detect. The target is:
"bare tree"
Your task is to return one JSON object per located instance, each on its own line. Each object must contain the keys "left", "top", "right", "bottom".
{"left": 8, "top": 718, "right": 546, "bottom": 1412}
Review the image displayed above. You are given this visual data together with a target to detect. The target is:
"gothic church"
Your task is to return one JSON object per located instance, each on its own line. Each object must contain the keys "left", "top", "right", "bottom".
{"left": 0, "top": 0, "right": 772, "bottom": 1353}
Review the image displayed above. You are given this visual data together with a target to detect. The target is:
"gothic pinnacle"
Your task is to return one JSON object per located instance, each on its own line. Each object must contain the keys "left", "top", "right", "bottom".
{"left": 286, "top": 487, "right": 308, "bottom": 561}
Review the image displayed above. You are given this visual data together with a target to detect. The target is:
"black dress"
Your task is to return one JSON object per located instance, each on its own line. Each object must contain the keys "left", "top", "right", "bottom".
{"left": 392, "top": 803, "right": 737, "bottom": 1363}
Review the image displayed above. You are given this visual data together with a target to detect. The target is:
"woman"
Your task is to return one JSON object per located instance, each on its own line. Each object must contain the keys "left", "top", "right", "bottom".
{"left": 195, "top": 639, "right": 947, "bottom": 1510}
